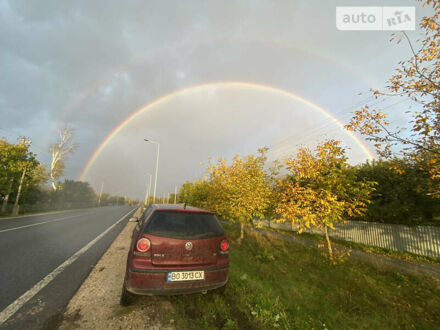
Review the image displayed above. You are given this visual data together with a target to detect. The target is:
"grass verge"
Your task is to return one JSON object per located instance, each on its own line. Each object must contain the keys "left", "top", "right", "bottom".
{"left": 165, "top": 223, "right": 440, "bottom": 329}
{"left": 265, "top": 225, "right": 440, "bottom": 265}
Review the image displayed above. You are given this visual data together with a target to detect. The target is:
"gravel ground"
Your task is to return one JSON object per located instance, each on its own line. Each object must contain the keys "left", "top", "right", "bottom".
{"left": 59, "top": 208, "right": 175, "bottom": 330}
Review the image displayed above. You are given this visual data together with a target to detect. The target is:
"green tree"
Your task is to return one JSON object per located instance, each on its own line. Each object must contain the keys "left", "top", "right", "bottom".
{"left": 276, "top": 140, "right": 375, "bottom": 260}
{"left": 56, "top": 180, "right": 96, "bottom": 208}
{"left": 353, "top": 159, "right": 439, "bottom": 225}
{"left": 0, "top": 137, "right": 40, "bottom": 214}
{"left": 17, "top": 164, "right": 49, "bottom": 205}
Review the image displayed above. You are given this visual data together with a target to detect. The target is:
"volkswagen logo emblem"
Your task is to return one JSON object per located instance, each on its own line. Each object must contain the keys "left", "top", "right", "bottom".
{"left": 185, "top": 242, "right": 193, "bottom": 251}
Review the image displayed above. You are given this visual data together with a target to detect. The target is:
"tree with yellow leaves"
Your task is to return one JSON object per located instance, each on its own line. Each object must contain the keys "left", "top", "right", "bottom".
{"left": 346, "top": 0, "right": 440, "bottom": 196}
{"left": 206, "top": 148, "right": 272, "bottom": 242}
{"left": 276, "top": 140, "right": 375, "bottom": 260}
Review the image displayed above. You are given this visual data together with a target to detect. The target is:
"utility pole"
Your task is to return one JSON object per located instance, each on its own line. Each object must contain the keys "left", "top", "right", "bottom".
{"left": 97, "top": 181, "right": 104, "bottom": 206}
{"left": 174, "top": 186, "right": 177, "bottom": 204}
{"left": 12, "top": 166, "right": 27, "bottom": 216}
{"left": 144, "top": 139, "right": 160, "bottom": 205}
{"left": 145, "top": 174, "right": 152, "bottom": 206}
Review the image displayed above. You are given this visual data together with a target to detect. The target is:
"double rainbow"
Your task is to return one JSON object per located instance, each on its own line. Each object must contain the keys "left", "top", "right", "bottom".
{"left": 79, "top": 81, "right": 374, "bottom": 181}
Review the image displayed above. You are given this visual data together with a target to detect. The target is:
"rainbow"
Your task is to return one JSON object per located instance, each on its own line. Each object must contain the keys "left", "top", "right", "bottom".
{"left": 78, "top": 81, "right": 375, "bottom": 181}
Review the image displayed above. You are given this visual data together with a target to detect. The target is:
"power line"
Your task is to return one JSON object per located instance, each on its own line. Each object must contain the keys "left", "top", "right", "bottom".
{"left": 267, "top": 95, "right": 392, "bottom": 153}
{"left": 267, "top": 96, "right": 410, "bottom": 159}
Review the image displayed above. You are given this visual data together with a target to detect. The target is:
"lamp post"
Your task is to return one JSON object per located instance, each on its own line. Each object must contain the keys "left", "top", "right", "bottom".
{"left": 145, "top": 173, "right": 152, "bottom": 206}
{"left": 144, "top": 139, "right": 160, "bottom": 204}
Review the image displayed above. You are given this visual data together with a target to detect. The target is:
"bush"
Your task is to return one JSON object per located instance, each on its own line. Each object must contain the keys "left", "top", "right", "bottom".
{"left": 352, "top": 160, "right": 440, "bottom": 226}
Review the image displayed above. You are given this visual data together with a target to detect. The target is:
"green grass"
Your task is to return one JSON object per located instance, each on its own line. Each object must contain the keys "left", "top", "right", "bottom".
{"left": 165, "top": 223, "right": 440, "bottom": 329}
{"left": 265, "top": 226, "right": 440, "bottom": 265}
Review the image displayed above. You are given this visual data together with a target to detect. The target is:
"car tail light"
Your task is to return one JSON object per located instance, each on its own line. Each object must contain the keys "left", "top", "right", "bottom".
{"left": 136, "top": 238, "right": 151, "bottom": 252}
{"left": 220, "top": 239, "right": 229, "bottom": 252}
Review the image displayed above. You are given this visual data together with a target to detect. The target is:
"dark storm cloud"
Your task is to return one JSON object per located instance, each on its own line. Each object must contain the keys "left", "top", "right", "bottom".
{"left": 0, "top": 0, "right": 433, "bottom": 198}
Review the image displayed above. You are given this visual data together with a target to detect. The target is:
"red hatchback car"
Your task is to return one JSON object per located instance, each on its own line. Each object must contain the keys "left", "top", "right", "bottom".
{"left": 121, "top": 204, "right": 229, "bottom": 305}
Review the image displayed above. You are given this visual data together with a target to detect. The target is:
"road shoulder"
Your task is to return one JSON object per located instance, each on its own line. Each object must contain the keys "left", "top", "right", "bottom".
{"left": 59, "top": 215, "right": 175, "bottom": 330}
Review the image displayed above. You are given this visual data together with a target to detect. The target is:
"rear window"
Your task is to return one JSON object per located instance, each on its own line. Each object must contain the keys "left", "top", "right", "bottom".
{"left": 143, "top": 211, "right": 224, "bottom": 239}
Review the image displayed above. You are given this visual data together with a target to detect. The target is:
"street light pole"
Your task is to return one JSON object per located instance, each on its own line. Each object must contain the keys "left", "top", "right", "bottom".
{"left": 97, "top": 181, "right": 104, "bottom": 206}
{"left": 145, "top": 173, "right": 152, "bottom": 206}
{"left": 144, "top": 139, "right": 160, "bottom": 204}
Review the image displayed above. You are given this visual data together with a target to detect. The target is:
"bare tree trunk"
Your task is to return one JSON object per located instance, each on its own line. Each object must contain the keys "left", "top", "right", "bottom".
{"left": 50, "top": 174, "right": 57, "bottom": 191}
{"left": 324, "top": 226, "right": 334, "bottom": 261}
{"left": 1, "top": 177, "right": 13, "bottom": 213}
{"left": 12, "top": 167, "right": 26, "bottom": 216}
{"left": 50, "top": 127, "right": 76, "bottom": 191}
{"left": 235, "top": 218, "right": 245, "bottom": 244}
{"left": 50, "top": 150, "right": 57, "bottom": 191}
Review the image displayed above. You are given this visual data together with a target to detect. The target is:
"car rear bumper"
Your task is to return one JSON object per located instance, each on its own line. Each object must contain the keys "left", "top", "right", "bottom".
{"left": 126, "top": 265, "right": 229, "bottom": 296}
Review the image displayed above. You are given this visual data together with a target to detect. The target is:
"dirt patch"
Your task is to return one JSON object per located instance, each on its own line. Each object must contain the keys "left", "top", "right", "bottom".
{"left": 59, "top": 209, "right": 175, "bottom": 330}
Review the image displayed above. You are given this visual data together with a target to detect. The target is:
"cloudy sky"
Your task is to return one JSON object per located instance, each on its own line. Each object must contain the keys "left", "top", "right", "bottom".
{"left": 0, "top": 0, "right": 433, "bottom": 199}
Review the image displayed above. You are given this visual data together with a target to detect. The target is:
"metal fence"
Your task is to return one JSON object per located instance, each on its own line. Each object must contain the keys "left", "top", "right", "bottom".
{"left": 255, "top": 219, "right": 440, "bottom": 258}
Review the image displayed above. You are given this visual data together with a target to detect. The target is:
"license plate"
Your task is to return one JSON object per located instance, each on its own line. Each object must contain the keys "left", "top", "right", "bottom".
{"left": 167, "top": 271, "right": 205, "bottom": 282}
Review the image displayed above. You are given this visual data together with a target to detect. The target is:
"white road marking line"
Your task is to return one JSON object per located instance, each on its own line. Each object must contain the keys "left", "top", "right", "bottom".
{"left": 0, "top": 214, "right": 86, "bottom": 233}
{"left": 0, "top": 207, "right": 136, "bottom": 325}
{"left": 0, "top": 209, "right": 82, "bottom": 221}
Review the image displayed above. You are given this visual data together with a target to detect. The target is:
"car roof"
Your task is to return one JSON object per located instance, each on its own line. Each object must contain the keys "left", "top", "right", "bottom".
{"left": 149, "top": 204, "right": 214, "bottom": 213}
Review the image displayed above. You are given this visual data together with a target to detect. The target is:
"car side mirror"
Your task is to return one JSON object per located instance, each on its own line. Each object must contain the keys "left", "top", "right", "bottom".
{"left": 128, "top": 217, "right": 138, "bottom": 222}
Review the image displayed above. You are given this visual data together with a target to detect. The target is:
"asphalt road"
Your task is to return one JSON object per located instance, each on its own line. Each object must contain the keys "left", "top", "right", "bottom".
{"left": 0, "top": 205, "right": 136, "bottom": 329}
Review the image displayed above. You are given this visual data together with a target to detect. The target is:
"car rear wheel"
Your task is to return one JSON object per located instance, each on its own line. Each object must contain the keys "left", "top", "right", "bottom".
{"left": 120, "top": 282, "right": 135, "bottom": 306}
